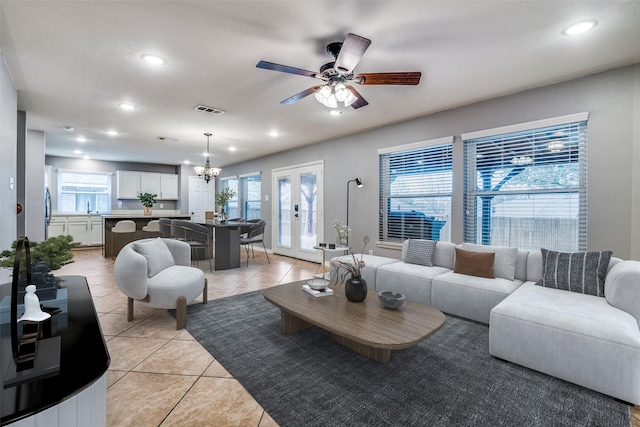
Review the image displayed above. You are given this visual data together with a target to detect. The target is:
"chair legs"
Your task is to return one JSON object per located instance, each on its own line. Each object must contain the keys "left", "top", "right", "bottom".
{"left": 127, "top": 297, "right": 134, "bottom": 322}
{"left": 176, "top": 296, "right": 187, "bottom": 330}
{"left": 126, "top": 279, "right": 208, "bottom": 330}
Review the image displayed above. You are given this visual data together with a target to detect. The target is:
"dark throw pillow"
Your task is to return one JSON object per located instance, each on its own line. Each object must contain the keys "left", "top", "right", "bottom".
{"left": 535, "top": 248, "right": 613, "bottom": 297}
{"left": 453, "top": 248, "right": 495, "bottom": 279}
{"left": 405, "top": 239, "right": 437, "bottom": 267}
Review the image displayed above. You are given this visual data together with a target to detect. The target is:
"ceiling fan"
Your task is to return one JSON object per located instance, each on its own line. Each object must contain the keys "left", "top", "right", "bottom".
{"left": 256, "top": 33, "right": 421, "bottom": 109}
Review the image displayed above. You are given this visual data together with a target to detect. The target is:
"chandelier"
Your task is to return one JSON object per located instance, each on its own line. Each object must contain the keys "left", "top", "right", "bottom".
{"left": 193, "top": 132, "right": 221, "bottom": 183}
{"left": 314, "top": 82, "right": 358, "bottom": 109}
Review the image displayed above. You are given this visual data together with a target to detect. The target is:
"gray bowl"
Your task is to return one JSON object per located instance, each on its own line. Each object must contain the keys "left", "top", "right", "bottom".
{"left": 378, "top": 291, "right": 405, "bottom": 309}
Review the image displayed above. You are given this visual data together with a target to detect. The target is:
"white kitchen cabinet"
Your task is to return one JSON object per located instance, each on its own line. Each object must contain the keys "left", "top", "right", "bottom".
{"left": 47, "top": 216, "right": 67, "bottom": 238}
{"left": 140, "top": 172, "right": 161, "bottom": 195}
{"left": 116, "top": 171, "right": 141, "bottom": 199}
{"left": 159, "top": 174, "right": 178, "bottom": 199}
{"left": 89, "top": 217, "right": 103, "bottom": 246}
{"left": 116, "top": 170, "right": 178, "bottom": 200}
{"left": 47, "top": 216, "right": 103, "bottom": 247}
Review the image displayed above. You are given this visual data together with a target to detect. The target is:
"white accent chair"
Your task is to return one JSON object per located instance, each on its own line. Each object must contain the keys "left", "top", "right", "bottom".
{"left": 113, "top": 238, "right": 208, "bottom": 330}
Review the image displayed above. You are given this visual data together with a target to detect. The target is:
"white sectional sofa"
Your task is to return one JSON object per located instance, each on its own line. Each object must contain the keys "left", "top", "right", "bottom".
{"left": 330, "top": 239, "right": 640, "bottom": 404}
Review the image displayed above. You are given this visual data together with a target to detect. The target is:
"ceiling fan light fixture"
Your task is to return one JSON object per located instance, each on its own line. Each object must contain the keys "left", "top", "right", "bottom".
{"left": 343, "top": 89, "right": 358, "bottom": 107}
{"left": 334, "top": 83, "right": 349, "bottom": 102}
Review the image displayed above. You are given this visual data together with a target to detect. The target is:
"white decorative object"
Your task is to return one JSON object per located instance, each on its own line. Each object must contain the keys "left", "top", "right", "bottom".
{"left": 18, "top": 285, "right": 51, "bottom": 322}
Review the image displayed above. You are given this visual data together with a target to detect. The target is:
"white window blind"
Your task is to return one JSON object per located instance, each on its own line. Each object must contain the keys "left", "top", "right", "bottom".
{"left": 462, "top": 118, "right": 588, "bottom": 251}
{"left": 57, "top": 170, "right": 112, "bottom": 214}
{"left": 379, "top": 138, "right": 453, "bottom": 243}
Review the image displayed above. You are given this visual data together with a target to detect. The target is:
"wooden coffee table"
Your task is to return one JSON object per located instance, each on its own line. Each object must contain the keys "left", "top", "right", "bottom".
{"left": 263, "top": 280, "right": 446, "bottom": 363}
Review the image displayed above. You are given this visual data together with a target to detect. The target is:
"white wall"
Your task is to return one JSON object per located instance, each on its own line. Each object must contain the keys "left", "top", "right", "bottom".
{"left": 25, "top": 129, "right": 45, "bottom": 241}
{"left": 0, "top": 52, "right": 17, "bottom": 251}
{"left": 221, "top": 64, "right": 640, "bottom": 260}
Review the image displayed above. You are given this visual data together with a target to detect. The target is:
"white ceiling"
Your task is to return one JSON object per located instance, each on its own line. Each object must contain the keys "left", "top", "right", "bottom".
{"left": 1, "top": 1, "right": 639, "bottom": 168}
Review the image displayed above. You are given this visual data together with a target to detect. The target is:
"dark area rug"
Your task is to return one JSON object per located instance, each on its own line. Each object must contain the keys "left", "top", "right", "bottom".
{"left": 177, "top": 290, "right": 631, "bottom": 426}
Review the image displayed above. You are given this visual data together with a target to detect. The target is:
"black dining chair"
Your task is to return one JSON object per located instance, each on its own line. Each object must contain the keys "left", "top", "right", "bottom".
{"left": 158, "top": 218, "right": 173, "bottom": 238}
{"left": 170, "top": 220, "right": 213, "bottom": 272}
{"left": 240, "top": 219, "right": 270, "bottom": 266}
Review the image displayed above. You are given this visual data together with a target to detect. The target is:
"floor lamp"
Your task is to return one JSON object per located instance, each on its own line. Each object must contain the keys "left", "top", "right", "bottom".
{"left": 346, "top": 177, "right": 364, "bottom": 245}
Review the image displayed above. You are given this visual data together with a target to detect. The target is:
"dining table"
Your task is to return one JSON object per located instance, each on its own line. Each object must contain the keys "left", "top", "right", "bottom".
{"left": 190, "top": 220, "right": 253, "bottom": 270}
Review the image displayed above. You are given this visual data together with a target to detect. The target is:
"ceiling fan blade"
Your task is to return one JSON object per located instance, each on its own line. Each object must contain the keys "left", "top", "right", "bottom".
{"left": 355, "top": 72, "right": 422, "bottom": 85}
{"left": 256, "top": 60, "right": 319, "bottom": 78}
{"left": 334, "top": 33, "right": 371, "bottom": 75}
{"left": 347, "top": 86, "right": 369, "bottom": 109}
{"left": 281, "top": 86, "right": 323, "bottom": 105}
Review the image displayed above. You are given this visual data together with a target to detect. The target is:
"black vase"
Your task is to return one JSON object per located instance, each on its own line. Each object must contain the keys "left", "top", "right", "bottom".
{"left": 345, "top": 276, "right": 367, "bottom": 302}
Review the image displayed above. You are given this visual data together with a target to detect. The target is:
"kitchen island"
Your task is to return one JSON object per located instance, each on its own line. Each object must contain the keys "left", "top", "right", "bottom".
{"left": 102, "top": 213, "right": 190, "bottom": 258}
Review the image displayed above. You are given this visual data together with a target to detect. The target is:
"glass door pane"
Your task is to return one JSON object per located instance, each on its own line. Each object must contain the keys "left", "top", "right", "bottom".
{"left": 277, "top": 175, "right": 291, "bottom": 248}
{"left": 299, "top": 172, "right": 317, "bottom": 251}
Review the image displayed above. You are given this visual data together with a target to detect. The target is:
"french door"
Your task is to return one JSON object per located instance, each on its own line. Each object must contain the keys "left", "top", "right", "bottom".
{"left": 272, "top": 161, "right": 323, "bottom": 262}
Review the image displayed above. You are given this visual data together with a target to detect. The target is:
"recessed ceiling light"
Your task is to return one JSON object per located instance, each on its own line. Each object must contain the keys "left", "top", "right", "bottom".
{"left": 74, "top": 149, "right": 82, "bottom": 154}
{"left": 562, "top": 20, "right": 597, "bottom": 36}
{"left": 83, "top": 155, "right": 91, "bottom": 160}
{"left": 269, "top": 130, "right": 280, "bottom": 137}
{"left": 77, "top": 136, "right": 86, "bottom": 142}
{"left": 106, "top": 130, "right": 118, "bottom": 136}
{"left": 229, "top": 146, "right": 237, "bottom": 152}
{"left": 141, "top": 54, "right": 166, "bottom": 65}
{"left": 329, "top": 110, "right": 343, "bottom": 116}
{"left": 184, "top": 160, "right": 191, "bottom": 165}
{"left": 119, "top": 103, "right": 136, "bottom": 111}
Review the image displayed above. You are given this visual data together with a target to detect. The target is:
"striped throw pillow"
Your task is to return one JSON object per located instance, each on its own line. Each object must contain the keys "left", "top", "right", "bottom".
{"left": 405, "top": 239, "right": 437, "bottom": 267}
{"left": 535, "top": 248, "right": 612, "bottom": 297}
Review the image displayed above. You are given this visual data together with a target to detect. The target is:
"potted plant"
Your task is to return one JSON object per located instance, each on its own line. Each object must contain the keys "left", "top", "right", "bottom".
{"left": 138, "top": 192, "right": 158, "bottom": 216}
{"left": 215, "top": 187, "right": 236, "bottom": 221}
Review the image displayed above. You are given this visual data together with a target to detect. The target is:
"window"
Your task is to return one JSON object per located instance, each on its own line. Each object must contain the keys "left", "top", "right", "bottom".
{"left": 379, "top": 137, "right": 453, "bottom": 243}
{"left": 220, "top": 172, "right": 262, "bottom": 220}
{"left": 57, "top": 170, "right": 112, "bottom": 214}
{"left": 462, "top": 113, "right": 588, "bottom": 251}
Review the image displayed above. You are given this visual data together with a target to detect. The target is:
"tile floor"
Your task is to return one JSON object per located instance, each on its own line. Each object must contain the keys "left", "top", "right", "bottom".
{"left": 57, "top": 246, "right": 639, "bottom": 427}
{"left": 57, "top": 246, "right": 319, "bottom": 427}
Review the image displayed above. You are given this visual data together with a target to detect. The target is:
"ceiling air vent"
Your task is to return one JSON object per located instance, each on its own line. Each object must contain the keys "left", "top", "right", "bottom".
{"left": 194, "top": 105, "right": 225, "bottom": 115}
{"left": 156, "top": 136, "right": 178, "bottom": 142}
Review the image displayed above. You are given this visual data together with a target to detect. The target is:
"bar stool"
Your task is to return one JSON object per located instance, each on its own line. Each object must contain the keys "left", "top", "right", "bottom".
{"left": 111, "top": 220, "right": 136, "bottom": 259}
{"left": 142, "top": 220, "right": 160, "bottom": 237}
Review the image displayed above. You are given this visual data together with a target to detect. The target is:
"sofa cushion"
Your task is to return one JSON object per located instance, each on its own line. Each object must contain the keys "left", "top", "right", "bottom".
{"left": 462, "top": 243, "right": 519, "bottom": 280}
{"left": 454, "top": 248, "right": 495, "bottom": 279}
{"left": 432, "top": 271, "right": 522, "bottom": 324}
{"left": 404, "top": 239, "right": 436, "bottom": 266}
{"left": 133, "top": 238, "right": 175, "bottom": 277}
{"left": 376, "top": 262, "right": 450, "bottom": 305}
{"left": 490, "top": 282, "right": 640, "bottom": 404}
{"left": 605, "top": 260, "right": 640, "bottom": 327}
{"left": 536, "top": 248, "right": 612, "bottom": 297}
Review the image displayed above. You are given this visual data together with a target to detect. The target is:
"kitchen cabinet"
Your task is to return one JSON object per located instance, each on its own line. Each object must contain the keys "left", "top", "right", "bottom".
{"left": 47, "top": 216, "right": 67, "bottom": 238}
{"left": 116, "top": 171, "right": 178, "bottom": 200}
{"left": 68, "top": 216, "right": 90, "bottom": 244}
{"left": 159, "top": 174, "right": 178, "bottom": 199}
{"left": 116, "top": 171, "right": 141, "bottom": 199}
{"left": 47, "top": 216, "right": 103, "bottom": 247}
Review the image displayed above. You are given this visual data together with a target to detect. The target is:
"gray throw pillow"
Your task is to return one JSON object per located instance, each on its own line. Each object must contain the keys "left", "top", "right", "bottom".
{"left": 405, "top": 239, "right": 437, "bottom": 267}
{"left": 133, "top": 238, "right": 175, "bottom": 277}
{"left": 535, "top": 248, "right": 612, "bottom": 297}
